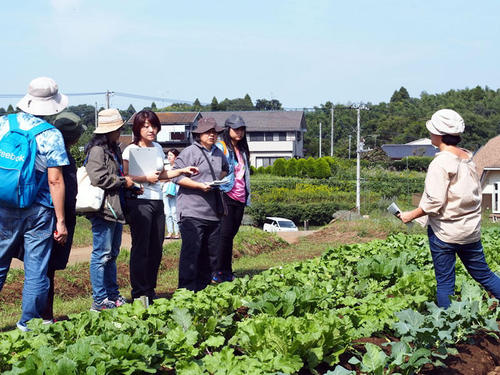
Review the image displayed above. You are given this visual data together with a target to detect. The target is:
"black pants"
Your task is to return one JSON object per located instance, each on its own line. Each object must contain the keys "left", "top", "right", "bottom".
{"left": 178, "top": 217, "right": 220, "bottom": 292}
{"left": 215, "top": 194, "right": 245, "bottom": 274}
{"left": 127, "top": 198, "right": 165, "bottom": 299}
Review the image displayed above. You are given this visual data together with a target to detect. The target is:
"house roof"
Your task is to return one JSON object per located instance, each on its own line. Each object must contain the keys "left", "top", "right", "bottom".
{"left": 126, "top": 112, "right": 200, "bottom": 125}
{"left": 200, "top": 111, "right": 306, "bottom": 131}
{"left": 406, "top": 138, "right": 433, "bottom": 145}
{"left": 473, "top": 135, "right": 500, "bottom": 178}
{"left": 381, "top": 144, "right": 437, "bottom": 159}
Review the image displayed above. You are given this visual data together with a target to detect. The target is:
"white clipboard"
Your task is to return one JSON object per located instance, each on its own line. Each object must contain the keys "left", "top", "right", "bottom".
{"left": 129, "top": 147, "right": 163, "bottom": 176}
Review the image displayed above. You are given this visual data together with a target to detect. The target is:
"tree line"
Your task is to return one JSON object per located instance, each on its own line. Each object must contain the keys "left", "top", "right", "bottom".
{"left": 303, "top": 85, "right": 500, "bottom": 157}
{"left": 2, "top": 85, "right": 499, "bottom": 157}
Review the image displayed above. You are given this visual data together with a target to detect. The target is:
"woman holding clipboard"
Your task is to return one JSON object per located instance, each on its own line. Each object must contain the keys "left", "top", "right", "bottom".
{"left": 122, "top": 110, "right": 197, "bottom": 304}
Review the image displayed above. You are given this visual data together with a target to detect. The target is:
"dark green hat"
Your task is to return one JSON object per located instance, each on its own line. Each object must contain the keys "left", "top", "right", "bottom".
{"left": 54, "top": 111, "right": 85, "bottom": 144}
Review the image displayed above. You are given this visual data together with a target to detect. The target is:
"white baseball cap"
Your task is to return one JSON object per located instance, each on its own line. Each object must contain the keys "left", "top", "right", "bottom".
{"left": 426, "top": 109, "right": 465, "bottom": 136}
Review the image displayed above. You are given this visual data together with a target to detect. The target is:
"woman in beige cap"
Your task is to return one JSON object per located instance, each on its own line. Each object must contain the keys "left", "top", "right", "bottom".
{"left": 84, "top": 108, "right": 137, "bottom": 311}
{"left": 400, "top": 109, "right": 500, "bottom": 308}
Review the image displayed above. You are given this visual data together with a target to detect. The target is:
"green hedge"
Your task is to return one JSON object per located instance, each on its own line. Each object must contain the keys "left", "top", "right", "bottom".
{"left": 392, "top": 156, "right": 433, "bottom": 172}
{"left": 251, "top": 174, "right": 424, "bottom": 197}
{"left": 247, "top": 202, "right": 349, "bottom": 227}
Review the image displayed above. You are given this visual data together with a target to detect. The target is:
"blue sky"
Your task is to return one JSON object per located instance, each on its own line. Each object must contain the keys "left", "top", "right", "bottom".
{"left": 2, "top": 0, "right": 499, "bottom": 110}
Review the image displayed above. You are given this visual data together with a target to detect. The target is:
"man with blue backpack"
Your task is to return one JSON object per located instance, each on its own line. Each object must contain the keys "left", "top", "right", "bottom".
{"left": 0, "top": 77, "right": 69, "bottom": 331}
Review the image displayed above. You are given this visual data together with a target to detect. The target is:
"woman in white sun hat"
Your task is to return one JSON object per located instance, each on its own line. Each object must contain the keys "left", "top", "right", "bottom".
{"left": 399, "top": 109, "right": 500, "bottom": 308}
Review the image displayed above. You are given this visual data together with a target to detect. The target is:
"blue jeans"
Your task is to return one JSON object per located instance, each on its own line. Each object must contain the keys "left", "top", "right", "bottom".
{"left": 163, "top": 195, "right": 178, "bottom": 235}
{"left": 428, "top": 226, "right": 500, "bottom": 308}
{"left": 89, "top": 216, "right": 122, "bottom": 303}
{"left": 0, "top": 204, "right": 54, "bottom": 327}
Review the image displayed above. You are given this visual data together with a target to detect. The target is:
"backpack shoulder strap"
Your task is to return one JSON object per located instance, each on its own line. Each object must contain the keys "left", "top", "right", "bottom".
{"left": 6, "top": 114, "right": 54, "bottom": 137}
{"left": 7, "top": 114, "right": 20, "bottom": 131}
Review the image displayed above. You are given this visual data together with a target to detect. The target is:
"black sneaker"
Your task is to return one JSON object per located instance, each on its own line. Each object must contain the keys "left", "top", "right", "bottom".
{"left": 90, "top": 298, "right": 117, "bottom": 312}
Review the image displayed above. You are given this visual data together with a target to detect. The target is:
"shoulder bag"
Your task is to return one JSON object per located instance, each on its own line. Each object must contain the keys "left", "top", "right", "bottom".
{"left": 75, "top": 159, "right": 105, "bottom": 213}
{"left": 198, "top": 146, "right": 228, "bottom": 217}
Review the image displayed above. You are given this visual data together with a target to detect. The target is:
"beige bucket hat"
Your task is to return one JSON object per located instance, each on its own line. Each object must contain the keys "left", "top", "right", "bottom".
{"left": 17, "top": 77, "right": 69, "bottom": 116}
{"left": 94, "top": 108, "right": 124, "bottom": 134}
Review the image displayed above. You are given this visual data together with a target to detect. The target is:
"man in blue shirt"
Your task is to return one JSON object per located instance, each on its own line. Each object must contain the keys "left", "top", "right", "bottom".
{"left": 0, "top": 77, "right": 69, "bottom": 331}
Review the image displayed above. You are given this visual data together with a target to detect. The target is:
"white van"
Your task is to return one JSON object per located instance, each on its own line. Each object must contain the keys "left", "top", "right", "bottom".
{"left": 263, "top": 217, "right": 298, "bottom": 232}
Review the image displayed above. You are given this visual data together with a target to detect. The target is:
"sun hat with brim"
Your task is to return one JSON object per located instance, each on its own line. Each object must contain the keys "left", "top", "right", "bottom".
{"left": 16, "top": 77, "right": 68, "bottom": 116}
{"left": 94, "top": 108, "right": 124, "bottom": 134}
{"left": 224, "top": 114, "right": 246, "bottom": 129}
{"left": 192, "top": 117, "right": 224, "bottom": 134}
{"left": 54, "top": 111, "right": 86, "bottom": 144}
{"left": 426, "top": 109, "right": 465, "bottom": 136}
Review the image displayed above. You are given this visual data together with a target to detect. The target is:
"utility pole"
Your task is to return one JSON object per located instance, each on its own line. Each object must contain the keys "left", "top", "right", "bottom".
{"left": 105, "top": 90, "right": 111, "bottom": 109}
{"left": 356, "top": 108, "right": 361, "bottom": 214}
{"left": 319, "top": 122, "right": 322, "bottom": 158}
{"left": 355, "top": 105, "right": 369, "bottom": 215}
{"left": 330, "top": 107, "right": 334, "bottom": 156}
{"left": 94, "top": 102, "right": 98, "bottom": 127}
{"left": 348, "top": 134, "right": 352, "bottom": 159}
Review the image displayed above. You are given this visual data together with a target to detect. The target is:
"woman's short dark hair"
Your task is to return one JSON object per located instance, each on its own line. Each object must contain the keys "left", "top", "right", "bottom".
{"left": 167, "top": 148, "right": 180, "bottom": 157}
{"left": 132, "top": 110, "right": 161, "bottom": 144}
{"left": 442, "top": 134, "right": 461, "bottom": 146}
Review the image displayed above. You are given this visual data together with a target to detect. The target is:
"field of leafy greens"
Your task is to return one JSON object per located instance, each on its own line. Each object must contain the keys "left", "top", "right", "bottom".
{"left": 2, "top": 229, "right": 500, "bottom": 374}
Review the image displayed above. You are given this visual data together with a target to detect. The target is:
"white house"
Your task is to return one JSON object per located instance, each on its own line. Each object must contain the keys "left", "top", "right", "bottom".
{"left": 201, "top": 111, "right": 306, "bottom": 167}
{"left": 473, "top": 135, "right": 500, "bottom": 213}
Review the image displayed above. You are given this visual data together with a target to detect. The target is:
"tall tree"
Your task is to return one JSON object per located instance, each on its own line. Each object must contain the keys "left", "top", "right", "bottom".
{"left": 211, "top": 97, "right": 219, "bottom": 111}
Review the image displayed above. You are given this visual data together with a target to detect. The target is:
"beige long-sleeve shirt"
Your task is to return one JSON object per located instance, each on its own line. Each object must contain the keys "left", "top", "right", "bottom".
{"left": 419, "top": 150, "right": 482, "bottom": 244}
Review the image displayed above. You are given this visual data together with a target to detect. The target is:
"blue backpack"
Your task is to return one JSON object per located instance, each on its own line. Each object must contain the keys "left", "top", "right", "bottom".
{"left": 0, "top": 114, "right": 54, "bottom": 208}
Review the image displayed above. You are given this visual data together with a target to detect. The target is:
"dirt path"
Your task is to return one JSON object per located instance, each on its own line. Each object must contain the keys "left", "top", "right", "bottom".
{"left": 9, "top": 229, "right": 315, "bottom": 270}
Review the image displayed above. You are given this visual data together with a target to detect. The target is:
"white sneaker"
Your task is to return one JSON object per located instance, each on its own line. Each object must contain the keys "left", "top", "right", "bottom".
{"left": 16, "top": 322, "right": 30, "bottom": 332}
{"left": 42, "top": 319, "right": 54, "bottom": 325}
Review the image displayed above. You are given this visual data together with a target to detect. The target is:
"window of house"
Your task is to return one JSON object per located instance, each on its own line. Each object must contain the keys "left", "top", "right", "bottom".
{"left": 170, "top": 132, "right": 186, "bottom": 141}
{"left": 278, "top": 132, "right": 286, "bottom": 141}
{"left": 250, "top": 132, "right": 264, "bottom": 141}
{"left": 265, "top": 132, "right": 274, "bottom": 141}
{"left": 494, "top": 182, "right": 500, "bottom": 213}
{"left": 256, "top": 156, "right": 287, "bottom": 167}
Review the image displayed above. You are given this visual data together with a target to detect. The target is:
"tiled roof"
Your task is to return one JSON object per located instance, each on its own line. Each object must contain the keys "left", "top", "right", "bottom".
{"left": 126, "top": 112, "right": 200, "bottom": 125}
{"left": 381, "top": 144, "right": 437, "bottom": 159}
{"left": 473, "top": 135, "right": 500, "bottom": 178}
{"left": 200, "top": 111, "right": 305, "bottom": 131}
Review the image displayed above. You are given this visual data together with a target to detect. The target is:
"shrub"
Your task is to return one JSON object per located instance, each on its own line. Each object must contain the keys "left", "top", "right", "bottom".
{"left": 272, "top": 158, "right": 287, "bottom": 176}
{"left": 286, "top": 158, "right": 298, "bottom": 177}
{"left": 312, "top": 158, "right": 331, "bottom": 178}
{"left": 392, "top": 156, "right": 433, "bottom": 172}
{"left": 305, "top": 157, "right": 316, "bottom": 178}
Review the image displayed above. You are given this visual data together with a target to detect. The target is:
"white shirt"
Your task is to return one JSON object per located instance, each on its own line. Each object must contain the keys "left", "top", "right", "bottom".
{"left": 122, "top": 142, "right": 165, "bottom": 200}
